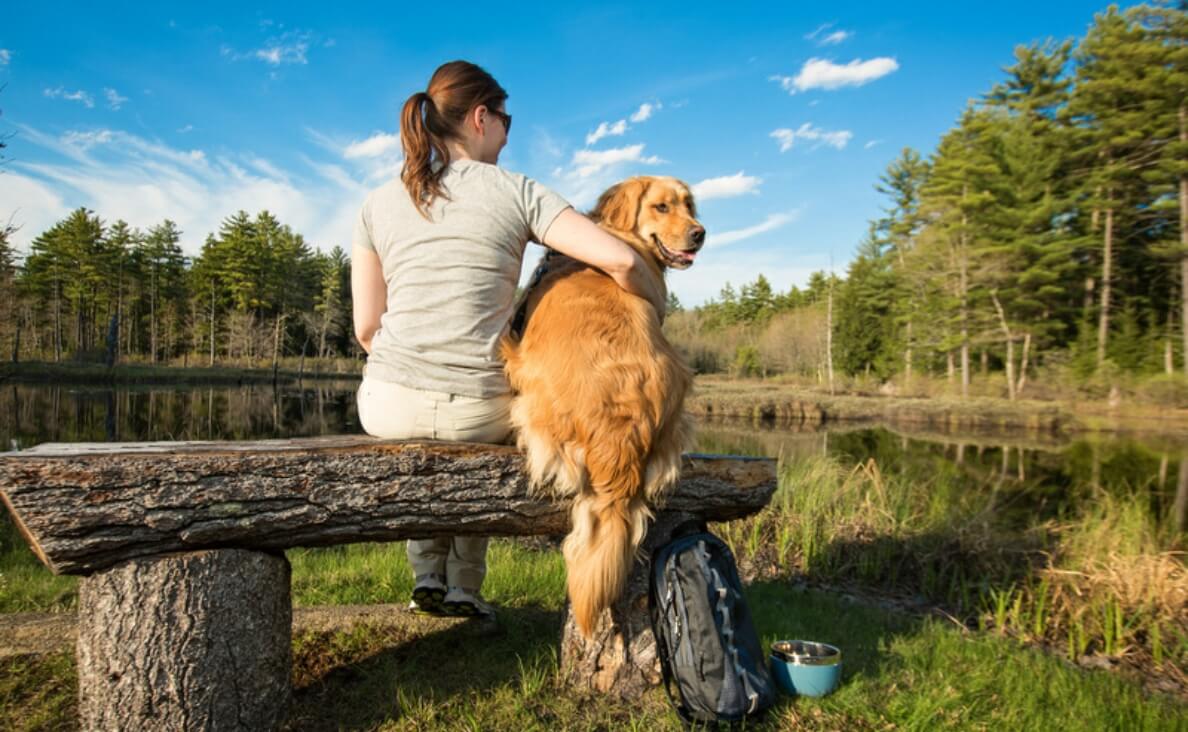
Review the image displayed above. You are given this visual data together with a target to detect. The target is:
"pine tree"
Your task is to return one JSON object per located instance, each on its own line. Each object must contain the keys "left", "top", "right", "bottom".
{"left": 875, "top": 148, "right": 931, "bottom": 382}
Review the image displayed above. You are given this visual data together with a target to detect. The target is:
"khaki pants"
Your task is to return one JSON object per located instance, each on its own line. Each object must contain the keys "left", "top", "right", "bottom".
{"left": 357, "top": 374, "right": 511, "bottom": 592}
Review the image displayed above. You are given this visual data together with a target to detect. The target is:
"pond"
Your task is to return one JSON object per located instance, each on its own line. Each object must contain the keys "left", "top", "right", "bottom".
{"left": 1, "top": 381, "right": 1184, "bottom": 540}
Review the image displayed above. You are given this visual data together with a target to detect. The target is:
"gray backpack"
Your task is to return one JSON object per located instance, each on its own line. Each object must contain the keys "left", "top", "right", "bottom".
{"left": 649, "top": 522, "right": 777, "bottom": 726}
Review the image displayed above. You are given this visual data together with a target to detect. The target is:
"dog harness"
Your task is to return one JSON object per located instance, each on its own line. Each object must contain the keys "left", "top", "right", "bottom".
{"left": 510, "top": 247, "right": 563, "bottom": 339}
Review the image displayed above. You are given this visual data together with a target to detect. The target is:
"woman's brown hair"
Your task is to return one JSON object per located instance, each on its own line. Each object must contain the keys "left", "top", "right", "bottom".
{"left": 400, "top": 60, "right": 508, "bottom": 218}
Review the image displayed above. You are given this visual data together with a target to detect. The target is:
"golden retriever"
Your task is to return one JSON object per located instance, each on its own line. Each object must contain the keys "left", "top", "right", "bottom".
{"left": 501, "top": 176, "right": 703, "bottom": 636}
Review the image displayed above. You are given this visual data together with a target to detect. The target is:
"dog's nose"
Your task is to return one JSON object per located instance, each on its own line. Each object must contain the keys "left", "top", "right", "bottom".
{"left": 690, "top": 226, "right": 706, "bottom": 246}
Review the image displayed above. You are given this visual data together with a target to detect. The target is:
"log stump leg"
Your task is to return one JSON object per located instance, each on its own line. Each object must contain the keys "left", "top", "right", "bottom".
{"left": 559, "top": 510, "right": 697, "bottom": 699}
{"left": 77, "top": 549, "right": 292, "bottom": 731}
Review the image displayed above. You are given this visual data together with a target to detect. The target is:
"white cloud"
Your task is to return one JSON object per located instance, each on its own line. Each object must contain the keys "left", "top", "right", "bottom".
{"left": 306, "top": 127, "right": 403, "bottom": 184}
{"left": 691, "top": 172, "right": 762, "bottom": 201}
{"left": 771, "top": 57, "right": 899, "bottom": 94}
{"left": 630, "top": 102, "right": 660, "bottom": 123}
{"left": 585, "top": 119, "right": 628, "bottom": 146}
{"left": 705, "top": 212, "right": 797, "bottom": 249}
{"left": 2, "top": 125, "right": 374, "bottom": 257}
{"left": 343, "top": 132, "right": 401, "bottom": 159}
{"left": 177, "top": 124, "right": 194, "bottom": 134}
{"left": 104, "top": 88, "right": 128, "bottom": 110}
{"left": 224, "top": 29, "right": 314, "bottom": 67}
{"left": 570, "top": 144, "right": 664, "bottom": 180}
{"left": 804, "top": 23, "right": 852, "bottom": 46}
{"left": 770, "top": 123, "right": 852, "bottom": 152}
{"left": 0, "top": 49, "right": 11, "bottom": 66}
{"left": 864, "top": 139, "right": 883, "bottom": 149}
{"left": 821, "top": 30, "right": 851, "bottom": 45}
{"left": 43, "top": 87, "right": 95, "bottom": 108}
{"left": 550, "top": 143, "right": 667, "bottom": 208}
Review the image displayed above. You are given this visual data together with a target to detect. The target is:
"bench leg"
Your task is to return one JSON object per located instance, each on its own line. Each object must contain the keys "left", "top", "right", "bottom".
{"left": 77, "top": 549, "right": 291, "bottom": 731}
{"left": 559, "top": 510, "right": 698, "bottom": 699}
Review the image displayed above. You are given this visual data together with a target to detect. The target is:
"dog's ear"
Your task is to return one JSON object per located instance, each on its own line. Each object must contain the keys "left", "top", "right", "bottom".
{"left": 591, "top": 178, "right": 647, "bottom": 232}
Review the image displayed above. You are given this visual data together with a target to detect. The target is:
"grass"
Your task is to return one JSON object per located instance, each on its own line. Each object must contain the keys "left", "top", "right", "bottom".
{"left": 3, "top": 570, "right": 1183, "bottom": 731}
{"left": 2, "top": 435, "right": 1186, "bottom": 727}
{"left": 714, "top": 449, "right": 1188, "bottom": 688}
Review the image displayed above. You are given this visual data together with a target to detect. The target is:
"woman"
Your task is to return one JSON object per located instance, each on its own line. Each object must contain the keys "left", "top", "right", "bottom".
{"left": 352, "top": 60, "right": 663, "bottom": 618}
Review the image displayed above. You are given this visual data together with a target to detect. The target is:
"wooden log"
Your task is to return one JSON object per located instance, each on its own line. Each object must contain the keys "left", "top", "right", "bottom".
{"left": 0, "top": 437, "right": 776, "bottom": 575}
{"left": 559, "top": 510, "right": 698, "bottom": 699}
{"left": 78, "top": 548, "right": 291, "bottom": 731}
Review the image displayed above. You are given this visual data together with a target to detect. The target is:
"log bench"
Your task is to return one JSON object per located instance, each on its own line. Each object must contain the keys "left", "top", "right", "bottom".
{"left": 0, "top": 436, "right": 776, "bottom": 730}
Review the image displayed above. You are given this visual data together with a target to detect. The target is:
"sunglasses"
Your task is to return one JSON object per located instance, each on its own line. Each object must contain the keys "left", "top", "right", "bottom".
{"left": 488, "top": 108, "right": 512, "bottom": 134}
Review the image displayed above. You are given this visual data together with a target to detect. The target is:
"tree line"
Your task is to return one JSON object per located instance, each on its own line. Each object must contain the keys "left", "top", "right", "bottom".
{"left": 668, "top": 3, "right": 1187, "bottom": 399}
{"left": 0, "top": 209, "right": 355, "bottom": 368}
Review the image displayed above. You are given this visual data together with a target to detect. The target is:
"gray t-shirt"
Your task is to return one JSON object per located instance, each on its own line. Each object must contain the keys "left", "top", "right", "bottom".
{"left": 353, "top": 158, "right": 571, "bottom": 397}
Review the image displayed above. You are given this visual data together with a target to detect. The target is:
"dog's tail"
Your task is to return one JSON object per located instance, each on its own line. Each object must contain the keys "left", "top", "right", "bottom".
{"left": 563, "top": 486, "right": 651, "bottom": 637}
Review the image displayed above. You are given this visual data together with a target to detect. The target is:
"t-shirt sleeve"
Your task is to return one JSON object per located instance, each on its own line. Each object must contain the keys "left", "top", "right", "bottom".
{"left": 517, "top": 175, "right": 572, "bottom": 244}
{"left": 352, "top": 198, "right": 376, "bottom": 253}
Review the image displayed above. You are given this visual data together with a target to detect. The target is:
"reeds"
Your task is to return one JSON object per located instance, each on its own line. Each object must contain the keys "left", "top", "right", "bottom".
{"left": 716, "top": 451, "right": 1188, "bottom": 679}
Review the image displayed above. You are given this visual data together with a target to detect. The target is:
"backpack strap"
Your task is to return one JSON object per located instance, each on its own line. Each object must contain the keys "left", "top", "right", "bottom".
{"left": 650, "top": 552, "right": 698, "bottom": 727}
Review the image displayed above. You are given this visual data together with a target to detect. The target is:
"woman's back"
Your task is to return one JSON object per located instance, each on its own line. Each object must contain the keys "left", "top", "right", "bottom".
{"left": 354, "top": 158, "right": 568, "bottom": 398}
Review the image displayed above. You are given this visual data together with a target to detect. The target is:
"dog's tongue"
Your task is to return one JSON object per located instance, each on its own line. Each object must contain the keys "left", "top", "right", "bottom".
{"left": 677, "top": 250, "right": 697, "bottom": 264}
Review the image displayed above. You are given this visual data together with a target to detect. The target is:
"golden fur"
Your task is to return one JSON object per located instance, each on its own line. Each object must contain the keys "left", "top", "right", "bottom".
{"left": 501, "top": 176, "right": 703, "bottom": 636}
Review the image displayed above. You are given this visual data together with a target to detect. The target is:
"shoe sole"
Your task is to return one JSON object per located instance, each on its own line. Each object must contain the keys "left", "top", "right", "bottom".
{"left": 410, "top": 586, "right": 446, "bottom": 616}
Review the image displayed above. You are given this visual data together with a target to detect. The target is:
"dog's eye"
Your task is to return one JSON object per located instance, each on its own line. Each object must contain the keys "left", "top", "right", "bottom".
{"left": 654, "top": 203, "right": 669, "bottom": 213}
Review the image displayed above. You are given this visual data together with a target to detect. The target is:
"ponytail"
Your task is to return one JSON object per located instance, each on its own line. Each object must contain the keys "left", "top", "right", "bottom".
{"left": 399, "top": 61, "right": 508, "bottom": 219}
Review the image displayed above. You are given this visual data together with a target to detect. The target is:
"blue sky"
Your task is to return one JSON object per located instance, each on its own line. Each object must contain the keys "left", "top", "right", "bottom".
{"left": 2, "top": 1, "right": 1121, "bottom": 305}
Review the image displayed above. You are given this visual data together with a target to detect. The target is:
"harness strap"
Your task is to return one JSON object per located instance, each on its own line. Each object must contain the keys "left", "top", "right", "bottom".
{"left": 510, "top": 248, "right": 561, "bottom": 339}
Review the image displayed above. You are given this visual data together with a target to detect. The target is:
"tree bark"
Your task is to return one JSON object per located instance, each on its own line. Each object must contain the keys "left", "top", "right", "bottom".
{"left": 78, "top": 548, "right": 291, "bottom": 731}
{"left": 1097, "top": 205, "right": 1114, "bottom": 369}
{"left": 991, "top": 291, "right": 1016, "bottom": 401}
{"left": 560, "top": 510, "right": 697, "bottom": 699}
{"left": 1181, "top": 103, "right": 1188, "bottom": 378}
{"left": 1016, "top": 332, "right": 1032, "bottom": 397}
{"left": 960, "top": 246, "right": 970, "bottom": 399}
{"left": 0, "top": 439, "right": 777, "bottom": 575}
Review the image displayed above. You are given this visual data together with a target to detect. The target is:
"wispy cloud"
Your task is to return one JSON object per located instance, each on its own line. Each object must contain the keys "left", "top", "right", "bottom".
{"left": 630, "top": 102, "right": 660, "bottom": 123}
{"left": 104, "top": 88, "right": 128, "bottom": 110}
{"left": 804, "top": 23, "right": 852, "bottom": 46}
{"left": 706, "top": 212, "right": 797, "bottom": 249}
{"left": 570, "top": 144, "right": 664, "bottom": 180}
{"left": 691, "top": 172, "right": 762, "bottom": 201}
{"left": 771, "top": 123, "right": 852, "bottom": 152}
{"left": 306, "top": 127, "right": 403, "bottom": 183}
{"left": 864, "top": 139, "right": 883, "bottom": 149}
{"left": 343, "top": 132, "right": 401, "bottom": 160}
{"left": 223, "top": 28, "right": 315, "bottom": 66}
{"left": 3, "top": 125, "right": 369, "bottom": 257}
{"left": 177, "top": 124, "right": 194, "bottom": 134}
{"left": 585, "top": 119, "right": 628, "bottom": 146}
{"left": 771, "top": 57, "right": 899, "bottom": 94}
{"left": 44, "top": 87, "right": 95, "bottom": 108}
{"left": 585, "top": 102, "right": 661, "bottom": 145}
{"left": 0, "top": 49, "right": 11, "bottom": 66}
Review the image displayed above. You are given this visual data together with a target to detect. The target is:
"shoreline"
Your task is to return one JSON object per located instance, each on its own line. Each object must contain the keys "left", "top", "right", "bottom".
{"left": 7, "top": 363, "right": 1188, "bottom": 436}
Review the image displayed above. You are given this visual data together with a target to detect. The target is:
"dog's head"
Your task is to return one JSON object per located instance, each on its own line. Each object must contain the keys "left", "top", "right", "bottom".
{"left": 590, "top": 176, "right": 705, "bottom": 270}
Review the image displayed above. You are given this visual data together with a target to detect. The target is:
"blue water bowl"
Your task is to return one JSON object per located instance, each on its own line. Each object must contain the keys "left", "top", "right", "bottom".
{"left": 770, "top": 640, "right": 842, "bottom": 698}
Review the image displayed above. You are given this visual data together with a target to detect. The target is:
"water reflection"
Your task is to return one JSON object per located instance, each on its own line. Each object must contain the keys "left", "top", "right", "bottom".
{"left": 697, "top": 417, "right": 1188, "bottom": 539}
{"left": 1, "top": 383, "right": 1185, "bottom": 537}
{"left": 0, "top": 381, "right": 363, "bottom": 451}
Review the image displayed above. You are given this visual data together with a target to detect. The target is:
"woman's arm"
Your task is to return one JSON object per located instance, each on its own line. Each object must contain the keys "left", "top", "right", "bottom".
{"left": 541, "top": 208, "right": 666, "bottom": 318}
{"left": 351, "top": 243, "right": 387, "bottom": 354}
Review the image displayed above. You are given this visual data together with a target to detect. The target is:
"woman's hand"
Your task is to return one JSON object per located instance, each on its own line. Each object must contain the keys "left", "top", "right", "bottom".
{"left": 542, "top": 208, "right": 666, "bottom": 318}
{"left": 351, "top": 244, "right": 387, "bottom": 354}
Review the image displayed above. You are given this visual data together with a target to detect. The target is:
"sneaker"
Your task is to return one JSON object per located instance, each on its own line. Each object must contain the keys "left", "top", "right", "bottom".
{"left": 408, "top": 574, "right": 447, "bottom": 616}
{"left": 442, "top": 587, "right": 496, "bottom": 619}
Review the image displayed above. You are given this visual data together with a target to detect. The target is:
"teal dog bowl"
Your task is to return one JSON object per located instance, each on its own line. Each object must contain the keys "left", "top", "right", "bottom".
{"left": 770, "top": 640, "right": 842, "bottom": 697}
